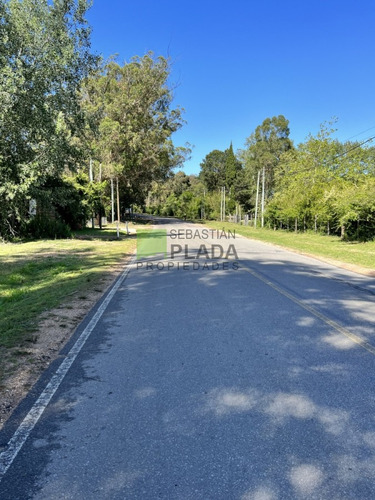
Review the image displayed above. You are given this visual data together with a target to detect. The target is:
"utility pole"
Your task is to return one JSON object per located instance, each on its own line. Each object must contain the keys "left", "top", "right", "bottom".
{"left": 220, "top": 188, "right": 222, "bottom": 221}
{"left": 116, "top": 177, "right": 120, "bottom": 240}
{"left": 203, "top": 189, "right": 206, "bottom": 220}
{"left": 254, "top": 170, "right": 260, "bottom": 228}
{"left": 261, "top": 166, "right": 265, "bottom": 228}
{"left": 220, "top": 186, "right": 226, "bottom": 222}
{"left": 220, "top": 187, "right": 223, "bottom": 222}
{"left": 89, "top": 158, "right": 95, "bottom": 229}
{"left": 116, "top": 177, "right": 120, "bottom": 222}
{"left": 89, "top": 158, "right": 93, "bottom": 182}
{"left": 111, "top": 178, "right": 115, "bottom": 223}
{"left": 99, "top": 163, "right": 102, "bottom": 230}
{"left": 223, "top": 186, "right": 226, "bottom": 222}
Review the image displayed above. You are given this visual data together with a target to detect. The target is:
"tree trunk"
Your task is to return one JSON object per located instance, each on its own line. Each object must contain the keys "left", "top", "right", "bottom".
{"left": 314, "top": 215, "right": 317, "bottom": 233}
{"left": 295, "top": 218, "right": 298, "bottom": 233}
{"left": 341, "top": 224, "right": 345, "bottom": 239}
{"left": 327, "top": 221, "right": 330, "bottom": 235}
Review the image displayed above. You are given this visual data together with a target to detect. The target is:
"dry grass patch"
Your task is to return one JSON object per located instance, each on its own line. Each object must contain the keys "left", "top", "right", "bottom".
{"left": 0, "top": 224, "right": 141, "bottom": 427}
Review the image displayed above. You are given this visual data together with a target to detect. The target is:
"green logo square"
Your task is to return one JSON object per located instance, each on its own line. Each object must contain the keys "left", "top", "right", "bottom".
{"left": 137, "top": 229, "right": 167, "bottom": 260}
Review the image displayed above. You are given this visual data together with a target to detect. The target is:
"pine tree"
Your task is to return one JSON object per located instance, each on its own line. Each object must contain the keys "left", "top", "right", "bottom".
{"left": 225, "top": 142, "right": 239, "bottom": 190}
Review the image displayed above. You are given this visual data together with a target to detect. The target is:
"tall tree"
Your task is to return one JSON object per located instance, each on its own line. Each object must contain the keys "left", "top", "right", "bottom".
{"left": 225, "top": 142, "right": 242, "bottom": 190}
{"left": 240, "top": 115, "right": 293, "bottom": 202}
{"left": 199, "top": 149, "right": 226, "bottom": 192}
{"left": 81, "top": 53, "right": 190, "bottom": 208}
{"left": 0, "top": 0, "right": 96, "bottom": 238}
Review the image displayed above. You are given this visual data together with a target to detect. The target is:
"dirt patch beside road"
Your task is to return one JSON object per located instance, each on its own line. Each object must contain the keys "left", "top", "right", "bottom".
{"left": 0, "top": 254, "right": 133, "bottom": 430}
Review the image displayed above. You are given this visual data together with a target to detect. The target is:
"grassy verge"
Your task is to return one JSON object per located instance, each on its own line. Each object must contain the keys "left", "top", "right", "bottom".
{"left": 0, "top": 225, "right": 137, "bottom": 352}
{"left": 202, "top": 221, "right": 375, "bottom": 271}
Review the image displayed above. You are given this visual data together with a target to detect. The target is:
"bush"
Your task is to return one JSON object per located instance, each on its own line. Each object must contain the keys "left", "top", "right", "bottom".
{"left": 25, "top": 216, "right": 72, "bottom": 239}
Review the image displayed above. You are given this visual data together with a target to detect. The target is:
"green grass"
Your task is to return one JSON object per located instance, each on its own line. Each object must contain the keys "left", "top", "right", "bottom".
{"left": 202, "top": 221, "right": 375, "bottom": 271}
{"left": 0, "top": 227, "right": 136, "bottom": 351}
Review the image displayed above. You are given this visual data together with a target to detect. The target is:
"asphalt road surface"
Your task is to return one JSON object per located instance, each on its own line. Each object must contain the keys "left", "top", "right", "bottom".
{"left": 1, "top": 217, "right": 375, "bottom": 499}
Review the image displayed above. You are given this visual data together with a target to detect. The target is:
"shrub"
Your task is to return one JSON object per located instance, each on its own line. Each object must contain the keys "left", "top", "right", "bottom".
{"left": 26, "top": 216, "right": 72, "bottom": 239}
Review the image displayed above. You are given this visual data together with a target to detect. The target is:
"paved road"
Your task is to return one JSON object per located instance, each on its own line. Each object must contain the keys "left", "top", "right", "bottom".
{"left": 1, "top": 218, "right": 375, "bottom": 499}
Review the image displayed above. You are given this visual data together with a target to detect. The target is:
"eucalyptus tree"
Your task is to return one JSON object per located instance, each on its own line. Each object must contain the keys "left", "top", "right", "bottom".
{"left": 81, "top": 53, "right": 190, "bottom": 209}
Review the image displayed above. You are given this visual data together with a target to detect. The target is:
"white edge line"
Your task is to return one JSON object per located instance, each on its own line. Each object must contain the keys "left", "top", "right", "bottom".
{"left": 0, "top": 254, "right": 136, "bottom": 481}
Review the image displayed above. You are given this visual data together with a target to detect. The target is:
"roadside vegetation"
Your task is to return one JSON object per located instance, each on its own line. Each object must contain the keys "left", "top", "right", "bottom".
{"left": 148, "top": 117, "right": 375, "bottom": 243}
{"left": 203, "top": 221, "right": 375, "bottom": 271}
{"left": 2, "top": 1, "right": 373, "bottom": 246}
{"left": 0, "top": 228, "right": 136, "bottom": 353}
{"left": 1, "top": 1, "right": 189, "bottom": 242}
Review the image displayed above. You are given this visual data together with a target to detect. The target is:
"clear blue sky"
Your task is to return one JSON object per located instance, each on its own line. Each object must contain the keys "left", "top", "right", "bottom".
{"left": 86, "top": 0, "right": 375, "bottom": 175}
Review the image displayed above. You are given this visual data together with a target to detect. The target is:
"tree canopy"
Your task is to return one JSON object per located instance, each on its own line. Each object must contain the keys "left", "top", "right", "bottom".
{"left": 240, "top": 115, "right": 293, "bottom": 201}
{"left": 82, "top": 53, "right": 190, "bottom": 206}
{"left": 268, "top": 122, "right": 375, "bottom": 239}
{"left": 0, "top": 0, "right": 96, "bottom": 237}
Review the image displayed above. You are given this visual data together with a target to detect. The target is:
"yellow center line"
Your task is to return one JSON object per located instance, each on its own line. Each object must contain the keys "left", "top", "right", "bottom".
{"left": 241, "top": 264, "right": 375, "bottom": 357}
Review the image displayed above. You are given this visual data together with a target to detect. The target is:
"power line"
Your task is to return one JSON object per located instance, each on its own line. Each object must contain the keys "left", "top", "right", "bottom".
{"left": 345, "top": 125, "right": 375, "bottom": 142}
{"left": 277, "top": 136, "right": 375, "bottom": 178}
{"left": 333, "top": 135, "right": 375, "bottom": 159}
